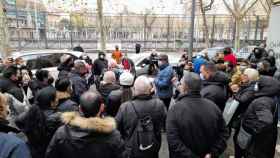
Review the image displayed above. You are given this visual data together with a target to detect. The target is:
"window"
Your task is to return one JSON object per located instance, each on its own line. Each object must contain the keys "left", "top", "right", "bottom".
{"left": 22, "top": 53, "right": 70, "bottom": 70}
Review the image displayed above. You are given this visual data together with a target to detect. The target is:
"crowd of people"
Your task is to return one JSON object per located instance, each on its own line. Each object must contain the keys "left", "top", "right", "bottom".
{"left": 0, "top": 44, "right": 279, "bottom": 158}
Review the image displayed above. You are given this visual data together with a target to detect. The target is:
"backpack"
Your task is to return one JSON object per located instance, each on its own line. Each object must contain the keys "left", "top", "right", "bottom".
{"left": 126, "top": 101, "right": 160, "bottom": 158}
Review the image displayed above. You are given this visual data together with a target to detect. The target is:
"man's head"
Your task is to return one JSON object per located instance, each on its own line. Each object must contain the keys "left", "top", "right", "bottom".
{"left": 98, "top": 51, "right": 106, "bottom": 60}
{"left": 200, "top": 62, "right": 217, "bottom": 80}
{"left": 60, "top": 54, "right": 74, "bottom": 67}
{"left": 242, "top": 68, "right": 259, "bottom": 84}
{"left": 179, "top": 72, "right": 201, "bottom": 94}
{"left": 133, "top": 76, "right": 152, "bottom": 96}
{"left": 80, "top": 92, "right": 104, "bottom": 118}
{"left": 158, "top": 54, "right": 169, "bottom": 67}
{"left": 115, "top": 45, "right": 119, "bottom": 51}
{"left": 35, "top": 69, "right": 54, "bottom": 85}
{"left": 103, "top": 71, "right": 116, "bottom": 84}
{"left": 3, "top": 65, "right": 19, "bottom": 82}
{"left": 74, "top": 60, "right": 88, "bottom": 76}
{"left": 55, "top": 78, "right": 72, "bottom": 94}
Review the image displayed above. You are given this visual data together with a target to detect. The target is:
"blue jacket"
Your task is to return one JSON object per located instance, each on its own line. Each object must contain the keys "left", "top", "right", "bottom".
{"left": 193, "top": 56, "right": 206, "bottom": 74}
{"left": 155, "top": 64, "right": 174, "bottom": 98}
{"left": 0, "top": 132, "right": 31, "bottom": 158}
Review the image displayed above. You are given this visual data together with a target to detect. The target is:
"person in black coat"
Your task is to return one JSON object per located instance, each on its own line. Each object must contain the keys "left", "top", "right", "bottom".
{"left": 107, "top": 72, "right": 134, "bottom": 117}
{"left": 116, "top": 76, "right": 166, "bottom": 158}
{"left": 99, "top": 71, "right": 120, "bottom": 104}
{"left": 0, "top": 93, "right": 32, "bottom": 158}
{"left": 46, "top": 91, "right": 125, "bottom": 158}
{"left": 55, "top": 78, "right": 78, "bottom": 112}
{"left": 230, "top": 68, "right": 259, "bottom": 158}
{"left": 241, "top": 75, "right": 280, "bottom": 158}
{"left": 200, "top": 62, "right": 230, "bottom": 111}
{"left": 57, "top": 54, "right": 75, "bottom": 79}
{"left": 29, "top": 69, "right": 54, "bottom": 103}
{"left": 167, "top": 72, "right": 229, "bottom": 158}
{"left": 15, "top": 87, "right": 62, "bottom": 158}
{"left": 0, "top": 65, "right": 24, "bottom": 102}
{"left": 69, "top": 60, "right": 89, "bottom": 104}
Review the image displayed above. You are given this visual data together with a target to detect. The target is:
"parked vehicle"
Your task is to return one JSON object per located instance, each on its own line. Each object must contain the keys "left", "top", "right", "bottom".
{"left": 10, "top": 49, "right": 83, "bottom": 78}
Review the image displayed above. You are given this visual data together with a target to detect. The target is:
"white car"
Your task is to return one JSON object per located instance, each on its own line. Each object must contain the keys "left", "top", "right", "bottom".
{"left": 10, "top": 49, "right": 83, "bottom": 78}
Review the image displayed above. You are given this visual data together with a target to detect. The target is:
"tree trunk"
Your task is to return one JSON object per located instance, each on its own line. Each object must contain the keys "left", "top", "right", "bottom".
{"left": 199, "top": 0, "right": 210, "bottom": 48}
{"left": 97, "top": 0, "right": 106, "bottom": 52}
{"left": 0, "top": 2, "right": 9, "bottom": 57}
{"left": 235, "top": 17, "right": 241, "bottom": 51}
{"left": 166, "top": 15, "right": 171, "bottom": 49}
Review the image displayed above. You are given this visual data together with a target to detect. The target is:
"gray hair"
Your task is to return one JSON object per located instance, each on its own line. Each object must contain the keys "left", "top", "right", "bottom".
{"left": 243, "top": 68, "right": 259, "bottom": 82}
{"left": 182, "top": 71, "right": 201, "bottom": 93}
{"left": 134, "top": 76, "right": 152, "bottom": 96}
{"left": 74, "top": 60, "right": 86, "bottom": 71}
{"left": 103, "top": 71, "right": 116, "bottom": 84}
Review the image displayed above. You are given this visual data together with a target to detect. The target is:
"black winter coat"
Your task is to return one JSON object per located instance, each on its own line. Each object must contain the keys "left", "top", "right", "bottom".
{"left": 56, "top": 92, "right": 78, "bottom": 112}
{"left": 201, "top": 71, "right": 230, "bottom": 111}
{"left": 0, "top": 77, "right": 24, "bottom": 102}
{"left": 166, "top": 93, "right": 229, "bottom": 158}
{"left": 241, "top": 76, "right": 280, "bottom": 158}
{"left": 93, "top": 58, "right": 108, "bottom": 76}
{"left": 45, "top": 112, "right": 125, "bottom": 158}
{"left": 116, "top": 95, "right": 166, "bottom": 158}
{"left": 15, "top": 106, "right": 62, "bottom": 158}
{"left": 99, "top": 83, "right": 120, "bottom": 104}
{"left": 69, "top": 71, "right": 89, "bottom": 103}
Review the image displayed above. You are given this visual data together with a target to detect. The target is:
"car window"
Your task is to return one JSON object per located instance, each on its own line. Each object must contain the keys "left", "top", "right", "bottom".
{"left": 22, "top": 53, "right": 66, "bottom": 70}
{"left": 137, "top": 57, "right": 150, "bottom": 67}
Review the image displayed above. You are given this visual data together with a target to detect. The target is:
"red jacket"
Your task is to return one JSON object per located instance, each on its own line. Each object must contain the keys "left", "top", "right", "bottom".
{"left": 224, "top": 54, "right": 237, "bottom": 66}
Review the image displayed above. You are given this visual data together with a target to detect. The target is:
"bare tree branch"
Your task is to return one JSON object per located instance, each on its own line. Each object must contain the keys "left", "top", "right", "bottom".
{"left": 259, "top": 0, "right": 269, "bottom": 14}
{"left": 241, "top": 0, "right": 259, "bottom": 19}
{"left": 222, "top": 0, "right": 236, "bottom": 16}
{"left": 240, "top": 0, "right": 251, "bottom": 12}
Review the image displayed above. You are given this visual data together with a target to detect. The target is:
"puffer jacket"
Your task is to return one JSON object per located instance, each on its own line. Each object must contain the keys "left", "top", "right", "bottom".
{"left": 154, "top": 64, "right": 174, "bottom": 99}
{"left": 201, "top": 71, "right": 230, "bottom": 111}
{"left": 241, "top": 76, "right": 280, "bottom": 158}
{"left": 116, "top": 95, "right": 166, "bottom": 158}
{"left": 45, "top": 112, "right": 125, "bottom": 158}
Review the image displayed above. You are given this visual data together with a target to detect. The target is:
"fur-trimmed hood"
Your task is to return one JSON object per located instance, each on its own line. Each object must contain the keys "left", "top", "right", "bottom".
{"left": 61, "top": 112, "right": 116, "bottom": 133}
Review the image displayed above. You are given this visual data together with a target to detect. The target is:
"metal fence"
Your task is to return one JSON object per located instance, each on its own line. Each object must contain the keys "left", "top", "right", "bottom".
{"left": 6, "top": 11, "right": 268, "bottom": 51}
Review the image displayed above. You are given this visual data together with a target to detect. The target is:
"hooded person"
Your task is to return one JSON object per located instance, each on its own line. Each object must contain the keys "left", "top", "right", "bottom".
{"left": 93, "top": 52, "right": 109, "bottom": 89}
{"left": 0, "top": 92, "right": 32, "bottom": 158}
{"left": 200, "top": 62, "right": 230, "bottom": 111}
{"left": 57, "top": 54, "right": 75, "bottom": 79}
{"left": 248, "top": 47, "right": 268, "bottom": 68}
{"left": 45, "top": 91, "right": 125, "bottom": 158}
{"left": 15, "top": 86, "right": 62, "bottom": 158}
{"left": 107, "top": 72, "right": 134, "bottom": 117}
{"left": 55, "top": 78, "right": 78, "bottom": 112}
{"left": 240, "top": 75, "right": 280, "bottom": 158}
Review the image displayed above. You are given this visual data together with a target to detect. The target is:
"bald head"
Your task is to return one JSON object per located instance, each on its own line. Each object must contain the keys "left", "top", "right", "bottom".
{"left": 134, "top": 76, "right": 152, "bottom": 96}
{"left": 80, "top": 92, "right": 103, "bottom": 117}
{"left": 103, "top": 71, "right": 116, "bottom": 84}
{"left": 180, "top": 72, "right": 201, "bottom": 94}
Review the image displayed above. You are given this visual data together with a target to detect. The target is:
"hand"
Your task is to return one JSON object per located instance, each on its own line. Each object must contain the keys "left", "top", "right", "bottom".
{"left": 171, "top": 77, "right": 177, "bottom": 83}
{"left": 204, "top": 154, "right": 211, "bottom": 158}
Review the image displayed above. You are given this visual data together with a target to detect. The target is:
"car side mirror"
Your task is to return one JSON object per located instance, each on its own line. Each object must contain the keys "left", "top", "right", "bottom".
{"left": 141, "top": 64, "right": 146, "bottom": 68}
